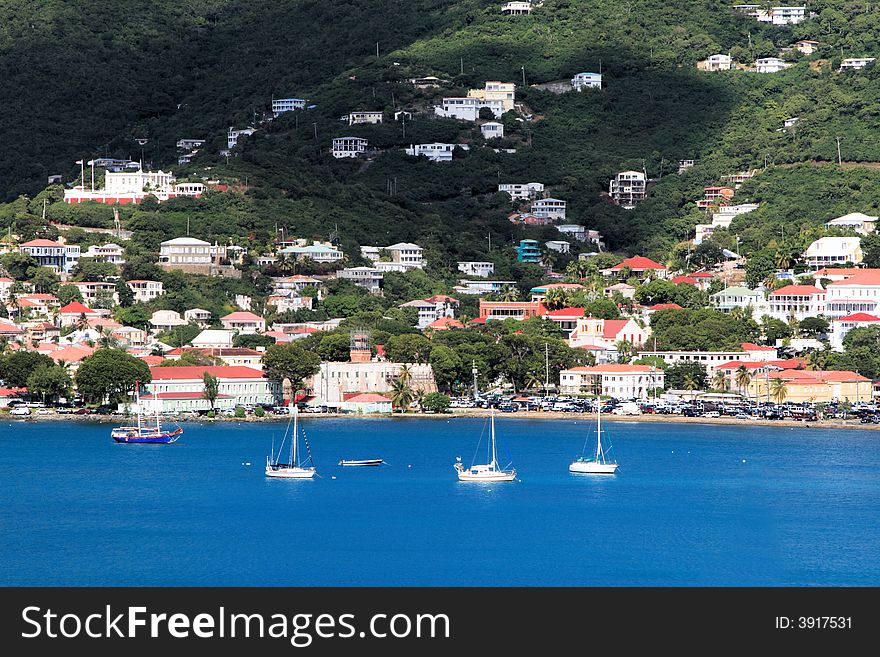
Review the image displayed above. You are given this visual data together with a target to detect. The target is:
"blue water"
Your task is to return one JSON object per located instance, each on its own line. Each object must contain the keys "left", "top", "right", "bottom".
{"left": 0, "top": 417, "right": 877, "bottom": 586}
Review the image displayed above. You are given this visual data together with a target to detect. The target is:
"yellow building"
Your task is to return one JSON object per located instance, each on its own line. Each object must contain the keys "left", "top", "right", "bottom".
{"left": 467, "top": 81, "right": 516, "bottom": 112}
{"left": 750, "top": 370, "right": 872, "bottom": 403}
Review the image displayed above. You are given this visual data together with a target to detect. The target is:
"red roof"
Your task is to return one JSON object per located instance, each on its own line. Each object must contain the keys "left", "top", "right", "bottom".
{"left": 766, "top": 359, "right": 805, "bottom": 369}
{"left": 59, "top": 301, "right": 94, "bottom": 315}
{"left": 139, "top": 355, "right": 165, "bottom": 366}
{"left": 649, "top": 303, "right": 683, "bottom": 310}
{"left": 0, "top": 323, "right": 24, "bottom": 334}
{"left": 49, "top": 345, "right": 96, "bottom": 363}
{"left": 545, "top": 307, "right": 585, "bottom": 319}
{"left": 768, "top": 285, "right": 824, "bottom": 296}
{"left": 716, "top": 361, "right": 768, "bottom": 371}
{"left": 602, "top": 319, "right": 629, "bottom": 339}
{"left": 149, "top": 365, "right": 265, "bottom": 380}
{"left": 21, "top": 239, "right": 63, "bottom": 247}
{"left": 689, "top": 272, "right": 714, "bottom": 278}
{"left": 345, "top": 393, "right": 392, "bottom": 403}
{"left": 221, "top": 311, "right": 264, "bottom": 322}
{"left": 142, "top": 392, "right": 234, "bottom": 399}
{"left": 827, "top": 270, "right": 880, "bottom": 286}
{"left": 567, "top": 364, "right": 657, "bottom": 373}
{"left": 834, "top": 313, "right": 880, "bottom": 323}
{"left": 741, "top": 343, "right": 776, "bottom": 351}
{"left": 671, "top": 276, "right": 697, "bottom": 285}
{"left": 0, "top": 387, "right": 26, "bottom": 397}
{"left": 469, "top": 317, "right": 488, "bottom": 325}
{"left": 610, "top": 256, "right": 665, "bottom": 271}
{"left": 428, "top": 317, "right": 464, "bottom": 330}
{"left": 425, "top": 294, "right": 459, "bottom": 304}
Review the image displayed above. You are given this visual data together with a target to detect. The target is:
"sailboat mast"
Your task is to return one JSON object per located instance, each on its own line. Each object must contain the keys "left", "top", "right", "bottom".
{"left": 596, "top": 398, "right": 603, "bottom": 461}
{"left": 135, "top": 381, "right": 142, "bottom": 434}
{"left": 491, "top": 410, "right": 498, "bottom": 467}
{"left": 291, "top": 405, "right": 298, "bottom": 466}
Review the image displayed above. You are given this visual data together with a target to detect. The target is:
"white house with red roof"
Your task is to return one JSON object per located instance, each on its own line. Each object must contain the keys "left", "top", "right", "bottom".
{"left": 399, "top": 295, "right": 458, "bottom": 328}
{"left": 559, "top": 364, "right": 664, "bottom": 398}
{"left": 57, "top": 301, "right": 101, "bottom": 328}
{"left": 19, "top": 239, "right": 80, "bottom": 273}
{"left": 12, "top": 293, "right": 59, "bottom": 317}
{"left": 0, "top": 277, "right": 13, "bottom": 302}
{"left": 542, "top": 307, "right": 585, "bottom": 337}
{"left": 135, "top": 365, "right": 281, "bottom": 413}
{"left": 830, "top": 313, "right": 880, "bottom": 350}
{"left": 602, "top": 256, "right": 668, "bottom": 280}
{"left": 0, "top": 318, "right": 24, "bottom": 340}
{"left": 568, "top": 317, "right": 650, "bottom": 349}
{"left": 220, "top": 311, "right": 266, "bottom": 334}
{"left": 766, "top": 284, "right": 826, "bottom": 322}
{"left": 824, "top": 269, "right": 880, "bottom": 319}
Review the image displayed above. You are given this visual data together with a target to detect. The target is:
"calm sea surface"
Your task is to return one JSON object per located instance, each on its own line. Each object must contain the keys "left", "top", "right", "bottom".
{"left": 0, "top": 417, "right": 877, "bottom": 586}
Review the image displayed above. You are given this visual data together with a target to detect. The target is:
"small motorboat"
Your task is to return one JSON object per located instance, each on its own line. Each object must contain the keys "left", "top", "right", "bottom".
{"left": 338, "top": 459, "right": 385, "bottom": 467}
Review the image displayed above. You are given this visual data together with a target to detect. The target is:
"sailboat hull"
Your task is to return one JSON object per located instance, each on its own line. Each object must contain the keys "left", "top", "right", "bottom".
{"left": 265, "top": 466, "right": 316, "bottom": 479}
{"left": 454, "top": 464, "right": 517, "bottom": 482}
{"left": 569, "top": 461, "right": 618, "bottom": 474}
{"left": 112, "top": 427, "right": 183, "bottom": 444}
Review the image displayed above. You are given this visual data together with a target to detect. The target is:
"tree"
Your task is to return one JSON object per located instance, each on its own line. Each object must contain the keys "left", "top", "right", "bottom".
{"left": 860, "top": 233, "right": 880, "bottom": 268}
{"left": 30, "top": 267, "right": 59, "bottom": 293}
{"left": 116, "top": 278, "right": 135, "bottom": 308}
{"left": 389, "top": 378, "right": 414, "bottom": 412}
{"left": 429, "top": 345, "right": 462, "bottom": 392}
{"left": 665, "top": 361, "right": 708, "bottom": 391}
{"left": 745, "top": 250, "right": 776, "bottom": 289}
{"left": 75, "top": 349, "right": 151, "bottom": 403}
{"left": 583, "top": 298, "right": 620, "bottom": 320}
{"left": 711, "top": 370, "right": 727, "bottom": 391}
{"left": 0, "top": 351, "right": 54, "bottom": 387}
{"left": 420, "top": 392, "right": 450, "bottom": 413}
{"left": 26, "top": 364, "right": 72, "bottom": 403}
{"left": 735, "top": 365, "right": 752, "bottom": 399}
{"left": 543, "top": 287, "right": 572, "bottom": 310}
{"left": 798, "top": 316, "right": 829, "bottom": 338}
{"left": 233, "top": 333, "right": 276, "bottom": 349}
{"left": 160, "top": 322, "right": 202, "bottom": 348}
{"left": 316, "top": 333, "right": 351, "bottom": 361}
{"left": 263, "top": 342, "right": 321, "bottom": 391}
{"left": 770, "top": 377, "right": 788, "bottom": 404}
{"left": 56, "top": 284, "right": 84, "bottom": 305}
{"left": 384, "top": 333, "right": 432, "bottom": 364}
{"left": 202, "top": 372, "right": 220, "bottom": 411}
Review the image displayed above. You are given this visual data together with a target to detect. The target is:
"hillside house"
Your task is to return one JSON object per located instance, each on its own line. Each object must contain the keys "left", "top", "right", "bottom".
{"left": 19, "top": 239, "right": 80, "bottom": 274}
{"left": 609, "top": 171, "right": 647, "bottom": 208}
{"left": 227, "top": 127, "right": 256, "bottom": 150}
{"left": 602, "top": 256, "right": 668, "bottom": 280}
{"left": 499, "top": 182, "right": 544, "bottom": 200}
{"left": 531, "top": 197, "right": 566, "bottom": 220}
{"left": 697, "top": 54, "right": 733, "bottom": 71}
{"left": 840, "top": 57, "right": 876, "bottom": 71}
{"left": 83, "top": 243, "right": 126, "bottom": 265}
{"left": 434, "top": 97, "right": 503, "bottom": 121}
{"left": 127, "top": 280, "right": 165, "bottom": 303}
{"left": 399, "top": 295, "right": 458, "bottom": 329}
{"left": 755, "top": 58, "right": 791, "bottom": 73}
{"left": 330, "top": 137, "right": 368, "bottom": 159}
{"left": 571, "top": 72, "right": 602, "bottom": 90}
{"left": 468, "top": 81, "right": 516, "bottom": 112}
{"left": 825, "top": 270, "right": 880, "bottom": 319}
{"left": 272, "top": 98, "right": 307, "bottom": 117}
{"left": 766, "top": 285, "right": 826, "bottom": 322}
{"left": 480, "top": 122, "right": 504, "bottom": 139}
{"left": 457, "top": 261, "right": 495, "bottom": 277}
{"left": 802, "top": 237, "right": 863, "bottom": 269}
{"left": 337, "top": 267, "right": 383, "bottom": 294}
{"left": 403, "top": 143, "right": 460, "bottom": 161}
{"left": 361, "top": 243, "right": 424, "bottom": 269}
{"left": 501, "top": 2, "right": 533, "bottom": 15}
{"left": 824, "top": 212, "right": 878, "bottom": 235}
{"left": 220, "top": 311, "right": 266, "bottom": 335}
{"left": 348, "top": 111, "right": 384, "bottom": 125}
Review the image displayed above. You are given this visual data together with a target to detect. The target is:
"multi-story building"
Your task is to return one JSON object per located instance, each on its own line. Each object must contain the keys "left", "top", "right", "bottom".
{"left": 609, "top": 171, "right": 647, "bottom": 208}
{"left": 802, "top": 237, "right": 863, "bottom": 269}
{"left": 478, "top": 300, "right": 544, "bottom": 321}
{"left": 602, "top": 256, "right": 668, "bottom": 280}
{"left": 567, "top": 317, "right": 649, "bottom": 349}
{"left": 697, "top": 54, "right": 733, "bottom": 71}
{"left": 501, "top": 2, "right": 533, "bottom": 15}
{"left": 159, "top": 237, "right": 213, "bottom": 273}
{"left": 467, "top": 81, "right": 516, "bottom": 112}
{"left": 766, "top": 285, "right": 826, "bottom": 322}
{"left": 711, "top": 286, "right": 768, "bottom": 318}
{"left": 734, "top": 5, "right": 806, "bottom": 25}
{"left": 127, "top": 280, "right": 165, "bottom": 304}
{"left": 83, "top": 243, "right": 126, "bottom": 266}
{"left": 840, "top": 57, "right": 876, "bottom": 71}
{"left": 531, "top": 197, "right": 566, "bottom": 221}
{"left": 457, "top": 261, "right": 495, "bottom": 278}
{"left": 348, "top": 111, "right": 384, "bottom": 125}
{"left": 403, "top": 143, "right": 460, "bottom": 162}
{"left": 636, "top": 344, "right": 778, "bottom": 375}
{"left": 545, "top": 240, "right": 570, "bottom": 254}
{"left": 825, "top": 270, "right": 880, "bottom": 319}
{"left": 571, "top": 72, "right": 602, "bottom": 90}
{"left": 19, "top": 239, "right": 80, "bottom": 274}
{"left": 308, "top": 360, "right": 436, "bottom": 404}
{"left": 220, "top": 311, "right": 266, "bottom": 335}
{"left": 361, "top": 243, "right": 424, "bottom": 269}
{"left": 330, "top": 137, "right": 368, "bottom": 159}
{"left": 67, "top": 281, "right": 119, "bottom": 306}
{"left": 278, "top": 241, "right": 344, "bottom": 263}
{"left": 337, "top": 267, "right": 384, "bottom": 294}
{"left": 480, "top": 122, "right": 504, "bottom": 139}
{"left": 272, "top": 98, "right": 307, "bottom": 117}
{"left": 755, "top": 57, "right": 791, "bottom": 74}
{"left": 559, "top": 364, "right": 664, "bottom": 399}
{"left": 228, "top": 126, "right": 256, "bottom": 150}
{"left": 434, "top": 97, "right": 504, "bottom": 121}
{"left": 499, "top": 182, "right": 545, "bottom": 200}
{"left": 516, "top": 239, "right": 542, "bottom": 263}
{"left": 830, "top": 313, "right": 880, "bottom": 350}
{"left": 399, "top": 295, "right": 459, "bottom": 329}
{"left": 824, "top": 212, "right": 878, "bottom": 235}
{"left": 453, "top": 280, "right": 517, "bottom": 295}
{"left": 134, "top": 366, "right": 281, "bottom": 413}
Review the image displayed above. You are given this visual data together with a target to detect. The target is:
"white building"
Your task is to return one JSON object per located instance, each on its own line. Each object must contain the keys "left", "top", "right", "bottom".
{"left": 802, "top": 237, "right": 863, "bottom": 269}
{"left": 840, "top": 57, "right": 876, "bottom": 71}
{"left": 559, "top": 364, "right": 664, "bottom": 399}
{"left": 698, "top": 54, "right": 733, "bottom": 72}
{"left": 711, "top": 286, "right": 767, "bottom": 318}
{"left": 571, "top": 72, "right": 602, "bottom": 90}
{"left": 137, "top": 366, "right": 280, "bottom": 413}
{"left": 824, "top": 212, "right": 878, "bottom": 235}
{"left": 499, "top": 182, "right": 544, "bottom": 200}
{"left": 831, "top": 313, "right": 880, "bottom": 350}
{"left": 278, "top": 241, "right": 343, "bottom": 263}
{"left": 545, "top": 240, "right": 570, "bottom": 254}
{"left": 220, "top": 311, "right": 266, "bottom": 334}
{"left": 19, "top": 239, "right": 80, "bottom": 274}
{"left": 337, "top": 267, "right": 384, "bottom": 294}
{"left": 636, "top": 345, "right": 778, "bottom": 374}
{"left": 127, "top": 280, "right": 165, "bottom": 304}
{"left": 766, "top": 285, "right": 826, "bottom": 322}
{"left": 453, "top": 280, "right": 516, "bottom": 295}
{"left": 734, "top": 5, "right": 806, "bottom": 25}
{"left": 272, "top": 98, "right": 307, "bottom": 117}
{"left": 501, "top": 2, "right": 533, "bottom": 15}
{"left": 467, "top": 81, "right": 516, "bottom": 112}
{"left": 480, "top": 121, "right": 504, "bottom": 139}
{"left": 184, "top": 308, "right": 212, "bottom": 325}
{"left": 361, "top": 243, "right": 424, "bottom": 269}
{"left": 82, "top": 243, "right": 126, "bottom": 266}
{"left": 755, "top": 58, "right": 791, "bottom": 74}
{"left": 67, "top": 281, "right": 118, "bottom": 306}
{"left": 825, "top": 270, "right": 880, "bottom": 319}
{"left": 399, "top": 295, "right": 458, "bottom": 329}
{"left": 331, "top": 137, "right": 369, "bottom": 159}
{"left": 309, "top": 361, "right": 436, "bottom": 404}
{"left": 227, "top": 127, "right": 256, "bottom": 150}
{"left": 150, "top": 310, "right": 187, "bottom": 332}
{"left": 105, "top": 170, "right": 174, "bottom": 195}
{"left": 609, "top": 171, "right": 647, "bottom": 208}
{"left": 531, "top": 197, "right": 566, "bottom": 221}
{"left": 176, "top": 139, "right": 205, "bottom": 151}
{"left": 794, "top": 40, "right": 819, "bottom": 55}
{"left": 434, "top": 97, "right": 504, "bottom": 121}
{"left": 192, "top": 329, "right": 236, "bottom": 349}
{"left": 403, "top": 143, "right": 460, "bottom": 162}
{"left": 348, "top": 111, "right": 384, "bottom": 125}
{"left": 457, "top": 261, "right": 495, "bottom": 277}
{"left": 567, "top": 317, "right": 650, "bottom": 349}
{"left": 159, "top": 237, "right": 212, "bottom": 268}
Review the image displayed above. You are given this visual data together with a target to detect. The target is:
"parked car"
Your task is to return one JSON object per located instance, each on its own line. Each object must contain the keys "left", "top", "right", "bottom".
{"left": 702, "top": 411, "right": 721, "bottom": 418}
{"left": 9, "top": 407, "right": 31, "bottom": 416}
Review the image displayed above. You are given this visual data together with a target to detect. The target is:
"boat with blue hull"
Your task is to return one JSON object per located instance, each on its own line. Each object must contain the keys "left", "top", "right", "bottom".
{"left": 112, "top": 383, "right": 183, "bottom": 444}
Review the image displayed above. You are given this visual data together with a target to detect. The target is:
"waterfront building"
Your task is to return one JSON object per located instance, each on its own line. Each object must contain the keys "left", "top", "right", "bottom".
{"left": 136, "top": 365, "right": 281, "bottom": 413}
{"left": 559, "top": 364, "right": 664, "bottom": 399}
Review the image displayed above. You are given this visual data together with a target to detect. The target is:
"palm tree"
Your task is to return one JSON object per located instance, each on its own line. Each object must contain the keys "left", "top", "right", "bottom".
{"left": 524, "top": 370, "right": 543, "bottom": 392}
{"left": 615, "top": 339, "right": 634, "bottom": 363}
{"left": 712, "top": 370, "right": 727, "bottom": 391}
{"left": 770, "top": 377, "right": 788, "bottom": 404}
{"left": 805, "top": 349, "right": 828, "bottom": 371}
{"left": 774, "top": 249, "right": 791, "bottom": 271}
{"left": 390, "top": 378, "right": 414, "bottom": 413}
{"left": 398, "top": 364, "right": 413, "bottom": 386}
{"left": 500, "top": 287, "right": 520, "bottom": 302}
{"left": 735, "top": 365, "right": 752, "bottom": 399}
{"left": 683, "top": 374, "right": 699, "bottom": 391}
{"left": 543, "top": 288, "right": 570, "bottom": 310}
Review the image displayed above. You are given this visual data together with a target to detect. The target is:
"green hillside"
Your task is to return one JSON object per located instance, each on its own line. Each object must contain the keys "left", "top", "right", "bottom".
{"left": 2, "top": 0, "right": 880, "bottom": 289}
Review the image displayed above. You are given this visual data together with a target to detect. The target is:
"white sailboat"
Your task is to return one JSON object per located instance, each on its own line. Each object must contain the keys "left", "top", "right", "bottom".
{"left": 454, "top": 410, "right": 517, "bottom": 482}
{"left": 266, "top": 405, "right": 316, "bottom": 479}
{"left": 570, "top": 399, "right": 618, "bottom": 474}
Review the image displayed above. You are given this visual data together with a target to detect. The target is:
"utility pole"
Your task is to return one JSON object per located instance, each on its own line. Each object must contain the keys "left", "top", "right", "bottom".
{"left": 521, "top": 66, "right": 526, "bottom": 86}
{"left": 376, "top": 41, "right": 379, "bottom": 58}
{"left": 460, "top": 57, "right": 464, "bottom": 76}
{"left": 544, "top": 342, "right": 550, "bottom": 396}
{"left": 836, "top": 137, "right": 843, "bottom": 165}
{"left": 313, "top": 122, "right": 318, "bottom": 141}
{"left": 472, "top": 360, "right": 479, "bottom": 400}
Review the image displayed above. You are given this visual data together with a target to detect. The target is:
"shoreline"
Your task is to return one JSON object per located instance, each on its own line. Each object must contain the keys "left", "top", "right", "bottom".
{"left": 5, "top": 408, "right": 880, "bottom": 431}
